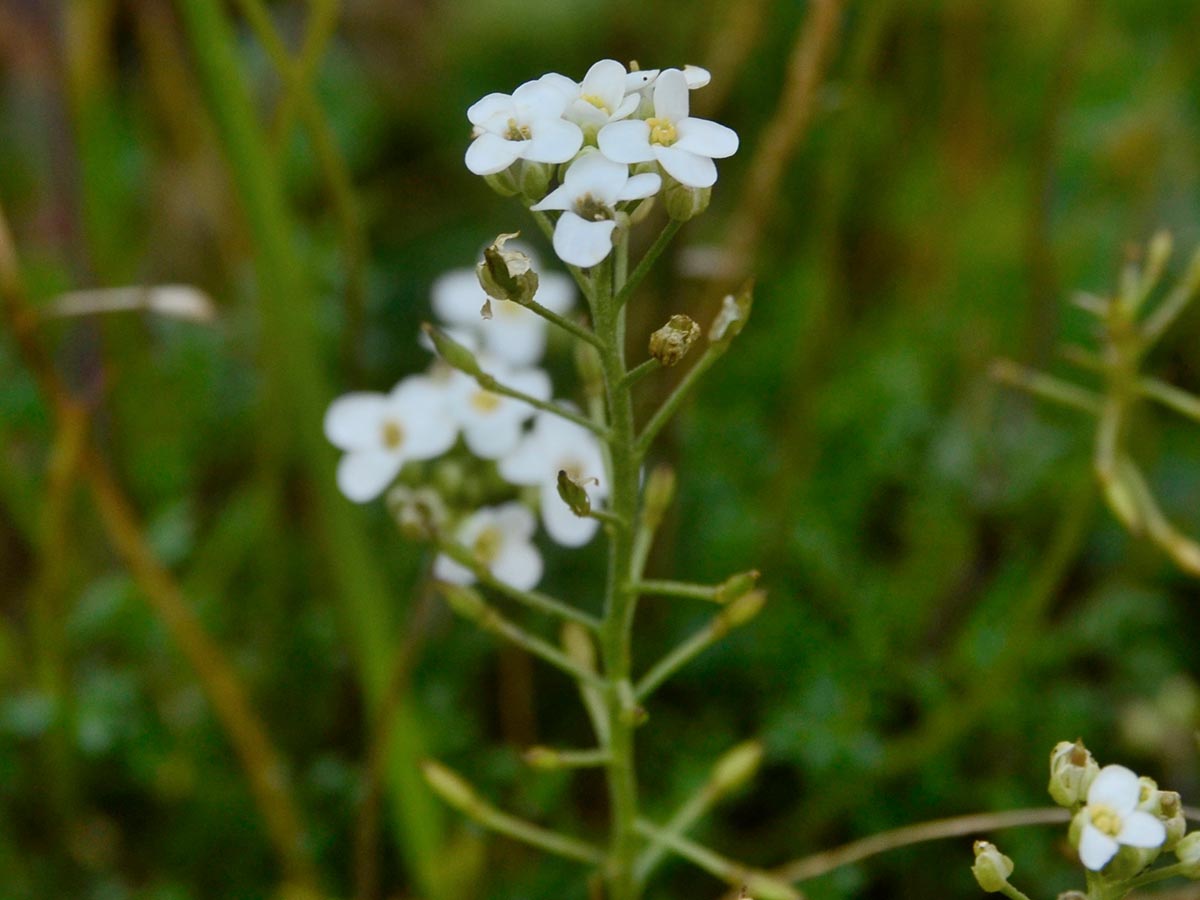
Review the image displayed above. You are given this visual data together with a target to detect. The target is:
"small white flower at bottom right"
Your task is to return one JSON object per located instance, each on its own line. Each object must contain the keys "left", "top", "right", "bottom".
{"left": 1077, "top": 764, "right": 1166, "bottom": 871}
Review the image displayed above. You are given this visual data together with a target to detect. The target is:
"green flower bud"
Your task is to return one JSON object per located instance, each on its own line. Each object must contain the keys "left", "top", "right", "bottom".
{"left": 1174, "top": 831, "right": 1200, "bottom": 877}
{"left": 477, "top": 232, "right": 539, "bottom": 307}
{"left": 1049, "top": 740, "right": 1100, "bottom": 808}
{"left": 483, "top": 166, "right": 519, "bottom": 197}
{"left": 649, "top": 314, "right": 701, "bottom": 367}
{"left": 719, "top": 589, "right": 766, "bottom": 632}
{"left": 1102, "top": 843, "right": 1160, "bottom": 881}
{"left": 714, "top": 570, "right": 761, "bottom": 604}
{"left": 641, "top": 465, "right": 676, "bottom": 530}
{"left": 421, "top": 760, "right": 478, "bottom": 812}
{"left": 971, "top": 841, "right": 1014, "bottom": 893}
{"left": 560, "top": 623, "right": 597, "bottom": 672}
{"left": 423, "top": 323, "right": 484, "bottom": 377}
{"left": 518, "top": 160, "right": 552, "bottom": 202}
{"left": 663, "top": 172, "right": 711, "bottom": 221}
{"left": 711, "top": 740, "right": 764, "bottom": 794}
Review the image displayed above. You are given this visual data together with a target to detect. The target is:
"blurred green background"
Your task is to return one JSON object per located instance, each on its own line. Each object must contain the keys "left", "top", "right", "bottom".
{"left": 2, "top": 1, "right": 1200, "bottom": 898}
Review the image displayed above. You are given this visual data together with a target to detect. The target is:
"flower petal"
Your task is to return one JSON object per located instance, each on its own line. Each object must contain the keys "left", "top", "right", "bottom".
{"left": 526, "top": 117, "right": 583, "bottom": 164}
{"left": 619, "top": 172, "right": 662, "bottom": 202}
{"left": 498, "top": 434, "right": 549, "bottom": 486}
{"left": 467, "top": 92, "right": 514, "bottom": 126}
{"left": 336, "top": 450, "right": 403, "bottom": 503}
{"left": 493, "top": 541, "right": 543, "bottom": 590}
{"left": 463, "top": 414, "right": 523, "bottom": 459}
{"left": 654, "top": 145, "right": 718, "bottom": 188}
{"left": 530, "top": 182, "right": 573, "bottom": 212}
{"left": 433, "top": 552, "right": 475, "bottom": 586}
{"left": 625, "top": 69, "right": 658, "bottom": 92}
{"left": 432, "top": 269, "right": 487, "bottom": 325}
{"left": 495, "top": 502, "right": 537, "bottom": 539}
{"left": 513, "top": 79, "right": 571, "bottom": 117}
{"left": 1118, "top": 811, "right": 1167, "bottom": 849}
{"left": 553, "top": 212, "right": 617, "bottom": 268}
{"left": 484, "top": 312, "right": 547, "bottom": 367}
{"left": 563, "top": 153, "right": 628, "bottom": 205}
{"left": 466, "top": 132, "right": 525, "bottom": 175}
{"left": 580, "top": 59, "right": 627, "bottom": 114}
{"left": 1088, "top": 765, "right": 1141, "bottom": 813}
{"left": 676, "top": 117, "right": 739, "bottom": 159}
{"left": 325, "top": 392, "right": 388, "bottom": 450}
{"left": 540, "top": 484, "right": 599, "bottom": 547}
{"left": 612, "top": 93, "right": 641, "bottom": 121}
{"left": 683, "top": 65, "right": 712, "bottom": 89}
{"left": 1078, "top": 823, "right": 1119, "bottom": 871}
{"left": 598, "top": 120, "right": 655, "bottom": 164}
{"left": 653, "top": 69, "right": 690, "bottom": 122}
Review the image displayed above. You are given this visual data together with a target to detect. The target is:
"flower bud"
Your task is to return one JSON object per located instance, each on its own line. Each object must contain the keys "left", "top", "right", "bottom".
{"left": 718, "top": 589, "right": 766, "bottom": 632}
{"left": 641, "top": 465, "right": 676, "bottom": 530}
{"left": 561, "top": 622, "right": 596, "bottom": 672}
{"left": 1174, "top": 831, "right": 1200, "bottom": 877}
{"left": 421, "top": 760, "right": 478, "bottom": 812}
{"left": 971, "top": 841, "right": 1014, "bottom": 893}
{"left": 709, "top": 279, "right": 754, "bottom": 349}
{"left": 1048, "top": 740, "right": 1099, "bottom": 808}
{"left": 711, "top": 740, "right": 764, "bottom": 794}
{"left": 664, "top": 174, "right": 711, "bottom": 221}
{"left": 518, "top": 160, "right": 552, "bottom": 202}
{"left": 1158, "top": 790, "right": 1186, "bottom": 850}
{"left": 1102, "top": 843, "right": 1160, "bottom": 881}
{"left": 649, "top": 314, "right": 701, "bottom": 367}
{"left": 557, "top": 469, "right": 593, "bottom": 517}
{"left": 1056, "top": 892, "right": 1088, "bottom": 900}
{"left": 435, "top": 581, "right": 488, "bottom": 623}
{"left": 423, "top": 323, "right": 484, "bottom": 377}
{"left": 477, "top": 232, "right": 539, "bottom": 307}
{"left": 714, "top": 570, "right": 761, "bottom": 605}
{"left": 483, "top": 167, "right": 519, "bottom": 197}
{"left": 523, "top": 746, "right": 562, "bottom": 770}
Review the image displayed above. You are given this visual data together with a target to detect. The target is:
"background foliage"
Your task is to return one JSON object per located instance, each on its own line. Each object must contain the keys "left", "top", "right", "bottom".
{"left": 2, "top": 1, "right": 1200, "bottom": 898}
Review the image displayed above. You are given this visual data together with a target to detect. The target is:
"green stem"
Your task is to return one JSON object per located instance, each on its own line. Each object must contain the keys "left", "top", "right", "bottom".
{"left": 997, "top": 882, "right": 1035, "bottom": 900}
{"left": 633, "top": 579, "right": 722, "bottom": 603}
{"left": 1124, "top": 861, "right": 1189, "bottom": 891}
{"left": 474, "top": 371, "right": 608, "bottom": 436}
{"left": 524, "top": 746, "right": 611, "bottom": 769}
{"left": 615, "top": 221, "right": 682, "bottom": 309}
{"left": 636, "top": 345, "right": 726, "bottom": 457}
{"left": 619, "top": 357, "right": 662, "bottom": 390}
{"left": 592, "top": 250, "right": 644, "bottom": 900}
{"left": 518, "top": 295, "right": 604, "bottom": 349}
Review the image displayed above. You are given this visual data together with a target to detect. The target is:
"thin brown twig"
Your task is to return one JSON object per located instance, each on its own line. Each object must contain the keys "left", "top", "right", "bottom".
{"left": 0, "top": 204, "right": 318, "bottom": 890}
{"left": 721, "top": 0, "right": 845, "bottom": 277}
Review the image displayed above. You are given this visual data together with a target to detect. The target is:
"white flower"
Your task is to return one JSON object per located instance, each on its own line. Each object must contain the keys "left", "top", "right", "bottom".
{"left": 447, "top": 353, "right": 551, "bottom": 460}
{"left": 465, "top": 74, "right": 584, "bottom": 176}
{"left": 324, "top": 376, "right": 458, "bottom": 503}
{"left": 433, "top": 503, "right": 543, "bottom": 590}
{"left": 563, "top": 59, "right": 641, "bottom": 132}
{"left": 531, "top": 153, "right": 661, "bottom": 267}
{"left": 499, "top": 411, "right": 608, "bottom": 546}
{"left": 432, "top": 259, "right": 575, "bottom": 367}
{"left": 599, "top": 68, "right": 738, "bottom": 189}
{"left": 1077, "top": 765, "right": 1167, "bottom": 871}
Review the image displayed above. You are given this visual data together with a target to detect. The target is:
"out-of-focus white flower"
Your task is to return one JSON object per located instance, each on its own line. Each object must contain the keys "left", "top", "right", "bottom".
{"left": 324, "top": 376, "right": 458, "bottom": 503}
{"left": 499, "top": 411, "right": 608, "bottom": 546}
{"left": 531, "top": 153, "right": 661, "bottom": 267}
{"left": 1076, "top": 765, "right": 1167, "bottom": 871}
{"left": 433, "top": 502, "right": 543, "bottom": 590}
{"left": 563, "top": 59, "right": 641, "bottom": 133}
{"left": 447, "top": 354, "right": 551, "bottom": 460}
{"left": 599, "top": 68, "right": 737, "bottom": 189}
{"left": 432, "top": 257, "right": 575, "bottom": 367}
{"left": 466, "top": 74, "right": 584, "bottom": 176}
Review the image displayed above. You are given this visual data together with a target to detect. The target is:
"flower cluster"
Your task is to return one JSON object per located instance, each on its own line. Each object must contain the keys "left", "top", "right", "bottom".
{"left": 975, "top": 740, "right": 1196, "bottom": 898}
{"left": 466, "top": 60, "right": 738, "bottom": 266}
{"left": 324, "top": 243, "right": 608, "bottom": 591}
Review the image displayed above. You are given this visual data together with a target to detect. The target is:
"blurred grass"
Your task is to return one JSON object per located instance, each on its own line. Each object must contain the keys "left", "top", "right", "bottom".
{"left": 1, "top": 1, "right": 1200, "bottom": 899}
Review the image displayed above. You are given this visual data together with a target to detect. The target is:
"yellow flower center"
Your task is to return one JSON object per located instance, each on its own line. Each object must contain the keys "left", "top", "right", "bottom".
{"left": 380, "top": 419, "right": 405, "bottom": 450}
{"left": 1091, "top": 805, "right": 1122, "bottom": 837}
{"left": 470, "top": 390, "right": 502, "bottom": 413}
{"left": 472, "top": 526, "right": 503, "bottom": 564}
{"left": 505, "top": 118, "right": 532, "bottom": 141}
{"left": 581, "top": 93, "right": 611, "bottom": 114}
{"left": 647, "top": 117, "right": 678, "bottom": 147}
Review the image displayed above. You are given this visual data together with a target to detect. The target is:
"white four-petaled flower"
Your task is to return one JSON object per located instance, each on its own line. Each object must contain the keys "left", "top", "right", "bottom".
{"left": 563, "top": 59, "right": 642, "bottom": 133}
{"left": 1077, "top": 765, "right": 1167, "bottom": 871}
{"left": 446, "top": 353, "right": 551, "bottom": 460}
{"left": 599, "top": 68, "right": 738, "bottom": 188}
{"left": 433, "top": 503, "right": 543, "bottom": 590}
{"left": 531, "top": 153, "right": 661, "bottom": 267}
{"left": 465, "top": 74, "right": 584, "bottom": 176}
{"left": 324, "top": 376, "right": 457, "bottom": 503}
{"left": 499, "top": 411, "right": 608, "bottom": 546}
